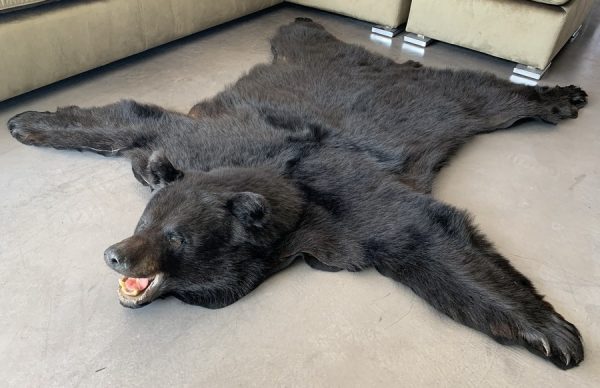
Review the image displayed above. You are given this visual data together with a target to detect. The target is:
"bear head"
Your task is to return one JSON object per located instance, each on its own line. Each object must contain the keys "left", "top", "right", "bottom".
{"left": 103, "top": 156, "right": 304, "bottom": 308}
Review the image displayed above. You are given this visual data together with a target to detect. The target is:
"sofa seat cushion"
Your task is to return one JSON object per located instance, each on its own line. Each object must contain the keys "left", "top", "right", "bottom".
{"left": 406, "top": 0, "right": 593, "bottom": 69}
{"left": 0, "top": 0, "right": 282, "bottom": 101}
{"left": 0, "top": 0, "right": 58, "bottom": 13}
{"left": 530, "top": 0, "right": 570, "bottom": 5}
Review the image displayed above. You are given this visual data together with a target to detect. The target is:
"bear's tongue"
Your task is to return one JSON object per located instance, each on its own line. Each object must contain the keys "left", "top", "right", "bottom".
{"left": 119, "top": 277, "right": 151, "bottom": 296}
{"left": 125, "top": 277, "right": 150, "bottom": 291}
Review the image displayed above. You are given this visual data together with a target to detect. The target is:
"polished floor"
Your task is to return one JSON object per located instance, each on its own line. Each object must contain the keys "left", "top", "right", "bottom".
{"left": 1, "top": 4, "right": 599, "bottom": 387}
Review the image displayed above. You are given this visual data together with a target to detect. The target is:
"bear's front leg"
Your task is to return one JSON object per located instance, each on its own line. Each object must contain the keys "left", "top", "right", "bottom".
{"left": 7, "top": 100, "right": 169, "bottom": 156}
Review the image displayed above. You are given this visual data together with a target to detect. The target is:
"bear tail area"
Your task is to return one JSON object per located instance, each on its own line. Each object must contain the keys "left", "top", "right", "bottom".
{"left": 270, "top": 17, "right": 332, "bottom": 63}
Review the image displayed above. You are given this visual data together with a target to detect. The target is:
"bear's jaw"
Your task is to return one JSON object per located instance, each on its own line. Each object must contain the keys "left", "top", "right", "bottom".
{"left": 117, "top": 272, "right": 166, "bottom": 308}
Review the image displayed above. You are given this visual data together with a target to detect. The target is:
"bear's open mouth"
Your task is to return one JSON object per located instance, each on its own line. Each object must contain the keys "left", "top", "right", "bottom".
{"left": 117, "top": 272, "right": 165, "bottom": 308}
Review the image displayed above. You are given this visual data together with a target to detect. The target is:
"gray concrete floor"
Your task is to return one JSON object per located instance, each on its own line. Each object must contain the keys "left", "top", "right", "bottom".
{"left": 1, "top": 4, "right": 599, "bottom": 387}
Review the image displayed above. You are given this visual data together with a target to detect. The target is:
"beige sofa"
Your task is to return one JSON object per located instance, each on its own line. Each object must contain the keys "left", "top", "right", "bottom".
{"left": 0, "top": 0, "right": 412, "bottom": 102}
{"left": 405, "top": 0, "right": 595, "bottom": 79}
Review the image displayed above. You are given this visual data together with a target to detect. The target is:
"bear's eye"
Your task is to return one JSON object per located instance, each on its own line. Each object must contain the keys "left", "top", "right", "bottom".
{"left": 167, "top": 233, "right": 185, "bottom": 248}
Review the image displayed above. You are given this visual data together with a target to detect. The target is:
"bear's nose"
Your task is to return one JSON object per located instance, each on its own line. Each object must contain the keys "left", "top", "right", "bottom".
{"left": 104, "top": 246, "right": 126, "bottom": 271}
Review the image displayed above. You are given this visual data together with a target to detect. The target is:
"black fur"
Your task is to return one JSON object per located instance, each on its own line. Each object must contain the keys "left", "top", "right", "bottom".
{"left": 7, "top": 19, "right": 588, "bottom": 369}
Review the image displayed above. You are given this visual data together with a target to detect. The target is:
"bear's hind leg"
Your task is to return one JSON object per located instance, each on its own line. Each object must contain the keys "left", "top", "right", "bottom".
{"left": 368, "top": 199, "right": 583, "bottom": 369}
{"left": 439, "top": 69, "right": 589, "bottom": 131}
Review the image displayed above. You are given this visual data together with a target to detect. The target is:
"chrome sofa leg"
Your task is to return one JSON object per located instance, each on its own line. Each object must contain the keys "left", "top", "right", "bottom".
{"left": 403, "top": 33, "right": 432, "bottom": 47}
{"left": 513, "top": 63, "right": 551, "bottom": 80}
{"left": 371, "top": 25, "right": 402, "bottom": 38}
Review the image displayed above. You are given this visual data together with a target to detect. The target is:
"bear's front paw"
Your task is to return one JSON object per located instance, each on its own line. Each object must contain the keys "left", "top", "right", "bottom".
{"left": 135, "top": 150, "right": 184, "bottom": 191}
{"left": 7, "top": 111, "right": 53, "bottom": 145}
{"left": 521, "top": 312, "right": 583, "bottom": 369}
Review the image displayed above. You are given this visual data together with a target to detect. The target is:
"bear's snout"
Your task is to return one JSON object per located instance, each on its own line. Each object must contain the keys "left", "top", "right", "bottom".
{"left": 103, "top": 235, "right": 161, "bottom": 277}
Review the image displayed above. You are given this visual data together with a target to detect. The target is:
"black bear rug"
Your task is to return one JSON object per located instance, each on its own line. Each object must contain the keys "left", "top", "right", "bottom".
{"left": 8, "top": 18, "right": 588, "bottom": 369}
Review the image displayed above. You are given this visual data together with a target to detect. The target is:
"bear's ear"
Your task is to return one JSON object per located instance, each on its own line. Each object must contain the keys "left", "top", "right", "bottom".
{"left": 147, "top": 150, "right": 184, "bottom": 189}
{"left": 226, "top": 192, "right": 271, "bottom": 228}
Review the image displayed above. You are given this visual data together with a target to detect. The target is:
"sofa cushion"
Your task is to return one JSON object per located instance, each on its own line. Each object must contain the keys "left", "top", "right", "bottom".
{"left": 406, "top": 0, "right": 593, "bottom": 69}
{"left": 0, "top": 0, "right": 58, "bottom": 13}
{"left": 530, "top": 0, "right": 570, "bottom": 5}
{"left": 0, "top": 0, "right": 282, "bottom": 102}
